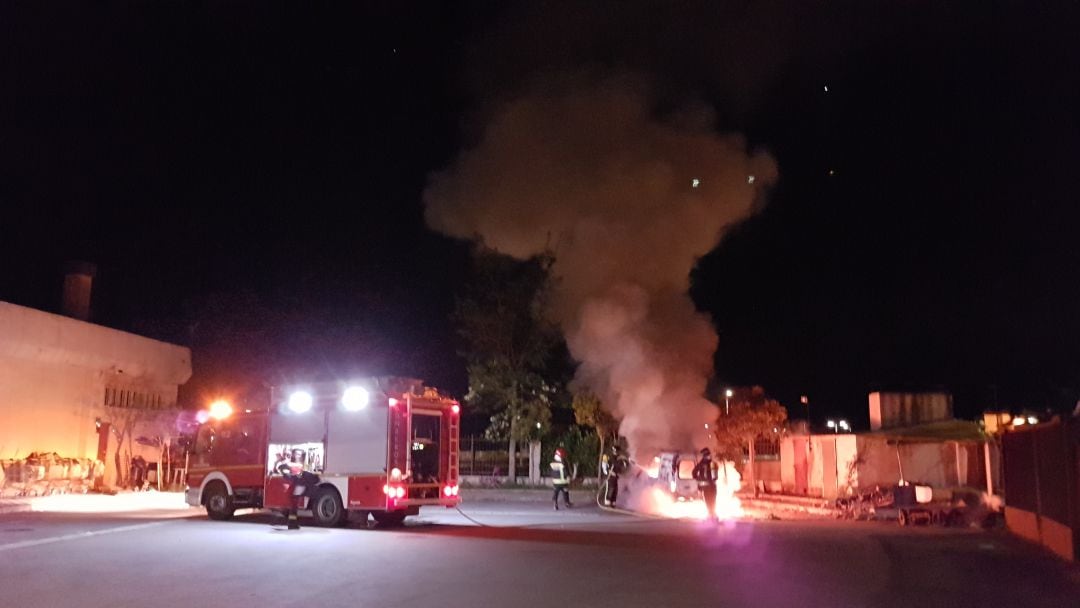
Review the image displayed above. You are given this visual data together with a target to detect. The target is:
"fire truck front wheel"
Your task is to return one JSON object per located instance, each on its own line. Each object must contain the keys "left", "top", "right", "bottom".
{"left": 311, "top": 487, "right": 345, "bottom": 527}
{"left": 204, "top": 482, "right": 235, "bottom": 521}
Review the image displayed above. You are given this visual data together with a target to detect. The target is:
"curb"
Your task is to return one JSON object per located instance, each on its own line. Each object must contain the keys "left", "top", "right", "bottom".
{"left": 0, "top": 502, "right": 32, "bottom": 515}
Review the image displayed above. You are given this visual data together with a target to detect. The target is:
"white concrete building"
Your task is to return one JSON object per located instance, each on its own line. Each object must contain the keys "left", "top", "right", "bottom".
{"left": 0, "top": 300, "right": 192, "bottom": 460}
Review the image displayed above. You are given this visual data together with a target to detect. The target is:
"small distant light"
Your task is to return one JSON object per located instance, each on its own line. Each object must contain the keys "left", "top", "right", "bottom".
{"left": 451, "top": 404, "right": 460, "bottom": 414}
{"left": 691, "top": 178, "right": 701, "bottom": 188}
{"left": 828, "top": 169, "right": 836, "bottom": 176}
{"left": 725, "top": 389, "right": 733, "bottom": 398}
{"left": 747, "top": 175, "right": 755, "bottom": 184}
{"left": 827, "top": 420, "right": 836, "bottom": 428}
{"left": 536, "top": 422, "right": 541, "bottom": 429}
{"left": 195, "top": 410, "right": 210, "bottom": 424}
{"left": 1012, "top": 418, "right": 1026, "bottom": 427}
{"left": 704, "top": 423, "right": 709, "bottom": 429}
{"left": 824, "top": 85, "right": 829, "bottom": 92}
{"left": 1027, "top": 416, "right": 1037, "bottom": 425}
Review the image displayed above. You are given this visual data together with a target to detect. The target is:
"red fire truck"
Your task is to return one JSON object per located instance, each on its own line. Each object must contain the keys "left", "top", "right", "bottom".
{"left": 184, "top": 377, "right": 461, "bottom": 526}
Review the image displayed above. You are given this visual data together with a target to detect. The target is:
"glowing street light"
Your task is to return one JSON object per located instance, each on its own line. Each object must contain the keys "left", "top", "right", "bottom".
{"left": 826, "top": 419, "right": 849, "bottom": 434}
{"left": 724, "top": 388, "right": 734, "bottom": 415}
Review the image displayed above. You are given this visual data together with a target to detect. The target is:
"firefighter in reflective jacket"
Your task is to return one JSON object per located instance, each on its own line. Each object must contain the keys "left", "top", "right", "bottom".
{"left": 692, "top": 447, "right": 719, "bottom": 521}
{"left": 277, "top": 449, "right": 318, "bottom": 529}
{"left": 551, "top": 449, "right": 572, "bottom": 510}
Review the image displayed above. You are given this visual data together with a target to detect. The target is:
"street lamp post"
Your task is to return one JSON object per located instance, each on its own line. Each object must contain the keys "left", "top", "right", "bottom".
{"left": 800, "top": 395, "right": 809, "bottom": 429}
{"left": 724, "top": 389, "right": 734, "bottom": 415}
{"left": 826, "top": 419, "right": 849, "bottom": 434}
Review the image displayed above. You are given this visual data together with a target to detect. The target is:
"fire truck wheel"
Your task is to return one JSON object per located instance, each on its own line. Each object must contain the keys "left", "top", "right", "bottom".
{"left": 372, "top": 511, "right": 407, "bottom": 527}
{"left": 312, "top": 487, "right": 345, "bottom": 527}
{"left": 204, "top": 482, "right": 235, "bottom": 521}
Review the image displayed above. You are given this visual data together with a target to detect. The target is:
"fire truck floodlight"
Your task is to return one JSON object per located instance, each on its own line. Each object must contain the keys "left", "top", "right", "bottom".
{"left": 288, "top": 390, "right": 314, "bottom": 413}
{"left": 342, "top": 386, "right": 370, "bottom": 411}
{"left": 208, "top": 400, "right": 233, "bottom": 420}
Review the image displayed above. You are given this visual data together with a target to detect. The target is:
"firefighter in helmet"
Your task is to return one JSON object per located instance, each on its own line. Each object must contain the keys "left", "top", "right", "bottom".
{"left": 600, "top": 444, "right": 624, "bottom": 506}
{"left": 550, "top": 448, "right": 572, "bottom": 510}
{"left": 278, "top": 448, "right": 319, "bottom": 529}
{"left": 692, "top": 447, "right": 719, "bottom": 521}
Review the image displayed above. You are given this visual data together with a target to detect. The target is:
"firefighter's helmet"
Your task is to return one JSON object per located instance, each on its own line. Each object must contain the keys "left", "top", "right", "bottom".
{"left": 554, "top": 448, "right": 566, "bottom": 461}
{"left": 699, "top": 447, "right": 711, "bottom": 457}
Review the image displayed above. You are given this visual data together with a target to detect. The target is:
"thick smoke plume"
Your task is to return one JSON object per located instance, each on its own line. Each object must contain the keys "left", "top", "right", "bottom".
{"left": 425, "top": 74, "right": 776, "bottom": 459}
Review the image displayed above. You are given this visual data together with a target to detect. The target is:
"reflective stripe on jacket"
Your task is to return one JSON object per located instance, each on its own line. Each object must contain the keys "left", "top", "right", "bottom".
{"left": 550, "top": 461, "right": 570, "bottom": 485}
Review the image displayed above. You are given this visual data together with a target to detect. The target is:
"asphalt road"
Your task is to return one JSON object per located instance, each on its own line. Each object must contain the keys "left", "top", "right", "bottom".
{"left": 1, "top": 497, "right": 1077, "bottom": 607}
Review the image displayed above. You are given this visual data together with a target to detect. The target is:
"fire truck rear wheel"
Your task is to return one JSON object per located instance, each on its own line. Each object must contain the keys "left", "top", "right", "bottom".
{"left": 204, "top": 482, "right": 235, "bottom": 521}
{"left": 312, "top": 487, "right": 345, "bottom": 527}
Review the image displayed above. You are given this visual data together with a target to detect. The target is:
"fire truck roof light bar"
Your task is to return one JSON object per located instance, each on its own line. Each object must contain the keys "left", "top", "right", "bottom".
{"left": 288, "top": 390, "right": 314, "bottom": 413}
{"left": 342, "top": 386, "right": 370, "bottom": 411}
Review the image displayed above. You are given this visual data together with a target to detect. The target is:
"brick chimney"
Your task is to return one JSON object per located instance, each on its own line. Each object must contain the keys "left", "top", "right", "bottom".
{"left": 61, "top": 261, "right": 97, "bottom": 321}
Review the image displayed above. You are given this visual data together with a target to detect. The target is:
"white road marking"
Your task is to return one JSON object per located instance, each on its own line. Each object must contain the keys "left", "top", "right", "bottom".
{"left": 0, "top": 522, "right": 164, "bottom": 552}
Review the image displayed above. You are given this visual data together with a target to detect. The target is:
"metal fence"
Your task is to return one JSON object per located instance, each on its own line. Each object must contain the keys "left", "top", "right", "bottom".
{"left": 459, "top": 436, "right": 529, "bottom": 478}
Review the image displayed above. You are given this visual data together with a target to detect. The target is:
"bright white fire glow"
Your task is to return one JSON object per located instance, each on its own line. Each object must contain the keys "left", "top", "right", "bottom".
{"left": 633, "top": 460, "right": 744, "bottom": 520}
{"left": 29, "top": 491, "right": 189, "bottom": 514}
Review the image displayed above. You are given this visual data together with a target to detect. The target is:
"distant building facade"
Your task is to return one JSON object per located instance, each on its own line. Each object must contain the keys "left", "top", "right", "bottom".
{"left": 868, "top": 391, "right": 953, "bottom": 431}
{"left": 0, "top": 301, "right": 191, "bottom": 460}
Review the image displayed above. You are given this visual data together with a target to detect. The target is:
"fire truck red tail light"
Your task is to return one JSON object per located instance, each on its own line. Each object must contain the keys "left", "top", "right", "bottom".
{"left": 451, "top": 404, "right": 460, "bottom": 414}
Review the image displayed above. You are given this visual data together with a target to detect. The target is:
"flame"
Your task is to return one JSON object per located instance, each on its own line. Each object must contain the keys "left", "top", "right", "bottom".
{"left": 638, "top": 461, "right": 744, "bottom": 520}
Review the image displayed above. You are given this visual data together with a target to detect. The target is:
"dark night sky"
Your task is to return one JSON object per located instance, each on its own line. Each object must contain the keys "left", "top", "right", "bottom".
{"left": 2, "top": 2, "right": 1078, "bottom": 427}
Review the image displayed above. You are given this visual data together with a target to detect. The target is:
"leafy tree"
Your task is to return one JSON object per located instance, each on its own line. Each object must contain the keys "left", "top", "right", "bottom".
{"left": 454, "top": 248, "right": 563, "bottom": 481}
{"left": 710, "top": 386, "right": 787, "bottom": 493}
{"left": 572, "top": 391, "right": 618, "bottom": 479}
{"left": 545, "top": 426, "right": 600, "bottom": 481}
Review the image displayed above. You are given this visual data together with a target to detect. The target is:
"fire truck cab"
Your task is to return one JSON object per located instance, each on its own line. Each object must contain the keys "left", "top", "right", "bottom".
{"left": 185, "top": 377, "right": 461, "bottom": 526}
